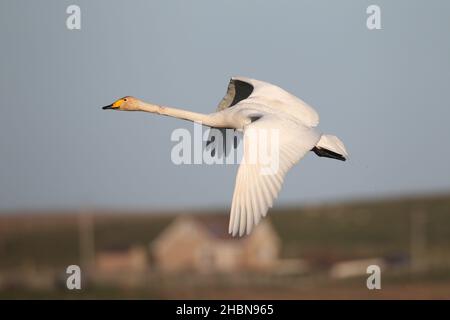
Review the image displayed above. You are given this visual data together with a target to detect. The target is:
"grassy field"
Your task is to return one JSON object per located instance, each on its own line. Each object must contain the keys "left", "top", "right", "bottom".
{"left": 1, "top": 270, "right": 450, "bottom": 299}
{"left": 0, "top": 193, "right": 449, "bottom": 299}
{"left": 1, "top": 194, "right": 450, "bottom": 268}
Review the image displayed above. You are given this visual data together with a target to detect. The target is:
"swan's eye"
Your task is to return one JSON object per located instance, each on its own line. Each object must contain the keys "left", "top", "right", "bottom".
{"left": 124, "top": 98, "right": 127, "bottom": 102}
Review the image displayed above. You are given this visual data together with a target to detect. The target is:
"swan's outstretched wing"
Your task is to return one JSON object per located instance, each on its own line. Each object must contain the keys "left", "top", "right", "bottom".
{"left": 217, "top": 77, "right": 320, "bottom": 127}
{"left": 229, "top": 114, "right": 320, "bottom": 237}
{"left": 209, "top": 77, "right": 319, "bottom": 157}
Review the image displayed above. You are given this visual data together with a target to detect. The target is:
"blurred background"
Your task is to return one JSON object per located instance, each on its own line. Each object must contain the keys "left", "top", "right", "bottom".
{"left": 0, "top": 1, "right": 449, "bottom": 299}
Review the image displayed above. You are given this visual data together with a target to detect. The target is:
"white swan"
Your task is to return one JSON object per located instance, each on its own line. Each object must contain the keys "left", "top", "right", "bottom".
{"left": 103, "top": 77, "right": 348, "bottom": 237}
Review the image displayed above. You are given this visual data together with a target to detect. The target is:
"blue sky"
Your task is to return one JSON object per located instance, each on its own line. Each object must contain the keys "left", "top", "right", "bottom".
{"left": 1, "top": 1, "right": 449, "bottom": 210}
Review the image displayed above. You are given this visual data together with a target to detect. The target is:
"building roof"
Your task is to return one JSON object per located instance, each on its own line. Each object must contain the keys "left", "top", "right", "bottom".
{"left": 192, "top": 215, "right": 239, "bottom": 240}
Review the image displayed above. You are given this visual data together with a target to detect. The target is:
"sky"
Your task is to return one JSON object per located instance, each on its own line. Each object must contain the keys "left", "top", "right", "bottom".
{"left": 0, "top": 0, "right": 449, "bottom": 211}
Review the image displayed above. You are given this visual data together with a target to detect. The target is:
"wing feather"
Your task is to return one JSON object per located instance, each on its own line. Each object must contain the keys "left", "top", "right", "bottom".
{"left": 229, "top": 114, "right": 319, "bottom": 236}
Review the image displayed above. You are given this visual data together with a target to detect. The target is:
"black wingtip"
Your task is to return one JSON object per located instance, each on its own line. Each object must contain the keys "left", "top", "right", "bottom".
{"left": 312, "top": 147, "right": 346, "bottom": 161}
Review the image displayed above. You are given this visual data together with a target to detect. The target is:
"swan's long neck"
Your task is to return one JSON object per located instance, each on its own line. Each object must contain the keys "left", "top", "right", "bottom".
{"left": 137, "top": 101, "right": 220, "bottom": 127}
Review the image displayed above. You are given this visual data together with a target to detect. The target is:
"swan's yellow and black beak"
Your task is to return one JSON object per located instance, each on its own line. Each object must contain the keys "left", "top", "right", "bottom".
{"left": 102, "top": 98, "right": 124, "bottom": 110}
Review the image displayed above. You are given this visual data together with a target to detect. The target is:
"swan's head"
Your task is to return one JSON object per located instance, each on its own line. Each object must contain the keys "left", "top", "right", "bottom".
{"left": 102, "top": 96, "right": 140, "bottom": 111}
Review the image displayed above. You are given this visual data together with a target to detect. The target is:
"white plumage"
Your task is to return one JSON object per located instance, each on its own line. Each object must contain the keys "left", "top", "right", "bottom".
{"left": 103, "top": 77, "right": 348, "bottom": 237}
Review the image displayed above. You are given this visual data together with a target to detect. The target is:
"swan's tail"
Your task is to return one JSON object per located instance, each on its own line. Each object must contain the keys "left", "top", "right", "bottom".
{"left": 312, "top": 134, "right": 348, "bottom": 161}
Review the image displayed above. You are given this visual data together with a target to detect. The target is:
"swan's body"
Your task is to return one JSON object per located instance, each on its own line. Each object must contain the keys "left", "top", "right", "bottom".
{"left": 103, "top": 77, "right": 348, "bottom": 237}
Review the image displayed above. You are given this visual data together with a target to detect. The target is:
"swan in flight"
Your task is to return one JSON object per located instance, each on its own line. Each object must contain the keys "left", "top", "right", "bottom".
{"left": 102, "top": 77, "right": 348, "bottom": 237}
